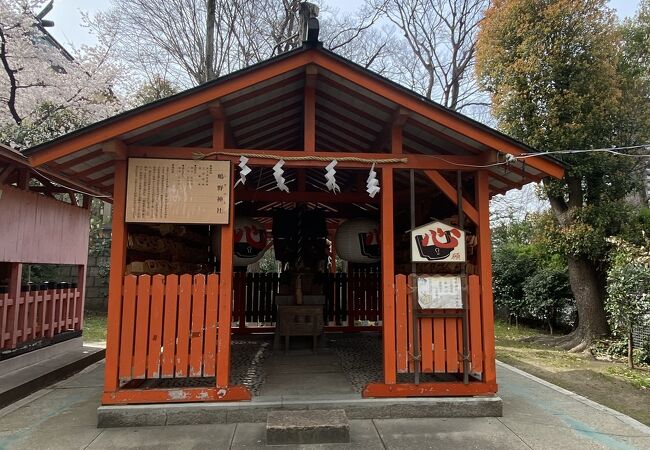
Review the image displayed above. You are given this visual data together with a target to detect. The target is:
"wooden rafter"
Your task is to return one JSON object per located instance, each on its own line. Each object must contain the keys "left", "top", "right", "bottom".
{"left": 423, "top": 170, "right": 479, "bottom": 224}
{"left": 311, "top": 52, "right": 564, "bottom": 179}
{"left": 304, "top": 65, "right": 317, "bottom": 153}
{"left": 374, "top": 108, "right": 410, "bottom": 151}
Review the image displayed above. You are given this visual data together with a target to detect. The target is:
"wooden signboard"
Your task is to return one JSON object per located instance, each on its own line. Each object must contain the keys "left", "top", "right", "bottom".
{"left": 411, "top": 220, "right": 466, "bottom": 263}
{"left": 415, "top": 275, "right": 463, "bottom": 309}
{"left": 125, "top": 158, "right": 230, "bottom": 224}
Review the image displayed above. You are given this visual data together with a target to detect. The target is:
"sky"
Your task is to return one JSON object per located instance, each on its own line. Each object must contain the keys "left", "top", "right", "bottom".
{"left": 47, "top": 0, "right": 642, "bottom": 50}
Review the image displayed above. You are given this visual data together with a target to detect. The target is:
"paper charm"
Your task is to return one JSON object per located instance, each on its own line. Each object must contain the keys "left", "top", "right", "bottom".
{"left": 324, "top": 160, "right": 341, "bottom": 193}
{"left": 366, "top": 163, "right": 380, "bottom": 198}
{"left": 273, "top": 159, "right": 289, "bottom": 192}
{"left": 234, "top": 155, "right": 251, "bottom": 187}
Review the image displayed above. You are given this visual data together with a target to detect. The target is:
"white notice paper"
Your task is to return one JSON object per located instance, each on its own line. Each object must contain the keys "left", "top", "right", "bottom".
{"left": 416, "top": 276, "right": 463, "bottom": 309}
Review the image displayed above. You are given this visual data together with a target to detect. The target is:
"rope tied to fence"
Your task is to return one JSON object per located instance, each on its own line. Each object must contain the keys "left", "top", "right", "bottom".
{"left": 193, "top": 151, "right": 408, "bottom": 164}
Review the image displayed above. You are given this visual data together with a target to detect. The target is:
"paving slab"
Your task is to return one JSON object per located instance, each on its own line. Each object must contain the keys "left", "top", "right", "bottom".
{"left": 87, "top": 424, "right": 236, "bottom": 449}
{"left": 373, "top": 417, "right": 528, "bottom": 450}
{"left": 266, "top": 409, "right": 350, "bottom": 445}
{"left": 1, "top": 358, "right": 649, "bottom": 449}
{"left": 231, "top": 420, "right": 383, "bottom": 449}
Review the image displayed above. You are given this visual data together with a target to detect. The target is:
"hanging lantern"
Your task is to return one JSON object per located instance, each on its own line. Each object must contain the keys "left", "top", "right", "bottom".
{"left": 213, "top": 216, "right": 268, "bottom": 266}
{"left": 335, "top": 218, "right": 380, "bottom": 263}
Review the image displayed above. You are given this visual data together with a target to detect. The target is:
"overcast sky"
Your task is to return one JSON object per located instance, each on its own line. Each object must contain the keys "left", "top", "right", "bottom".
{"left": 47, "top": 0, "right": 642, "bottom": 50}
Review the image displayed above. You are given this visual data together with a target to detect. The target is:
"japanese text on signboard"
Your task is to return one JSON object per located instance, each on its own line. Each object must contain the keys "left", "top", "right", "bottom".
{"left": 125, "top": 158, "right": 230, "bottom": 224}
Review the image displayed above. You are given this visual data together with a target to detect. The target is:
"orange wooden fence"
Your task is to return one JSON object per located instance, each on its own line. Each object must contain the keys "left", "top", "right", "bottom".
{"left": 0, "top": 287, "right": 83, "bottom": 350}
{"left": 117, "top": 274, "right": 220, "bottom": 385}
{"left": 393, "top": 274, "right": 483, "bottom": 376}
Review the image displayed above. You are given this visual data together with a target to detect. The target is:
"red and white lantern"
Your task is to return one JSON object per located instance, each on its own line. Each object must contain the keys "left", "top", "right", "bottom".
{"left": 214, "top": 216, "right": 268, "bottom": 266}
{"left": 334, "top": 219, "right": 380, "bottom": 263}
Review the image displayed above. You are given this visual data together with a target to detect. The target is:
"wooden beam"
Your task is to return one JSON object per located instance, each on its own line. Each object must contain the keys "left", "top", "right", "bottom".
{"left": 363, "top": 381, "right": 498, "bottom": 397}
{"left": 375, "top": 108, "right": 410, "bottom": 151}
{"left": 236, "top": 190, "right": 378, "bottom": 204}
{"left": 311, "top": 52, "right": 565, "bottom": 179}
{"left": 103, "top": 140, "right": 127, "bottom": 160}
{"left": 102, "top": 386, "right": 251, "bottom": 404}
{"left": 103, "top": 156, "right": 128, "bottom": 394}
{"left": 17, "top": 169, "right": 29, "bottom": 190}
{"left": 476, "top": 170, "right": 497, "bottom": 385}
{"left": 28, "top": 52, "right": 313, "bottom": 167}
{"left": 0, "top": 164, "right": 16, "bottom": 184}
{"left": 217, "top": 163, "right": 235, "bottom": 388}
{"left": 381, "top": 166, "right": 396, "bottom": 384}
{"left": 124, "top": 110, "right": 209, "bottom": 145}
{"left": 208, "top": 101, "right": 237, "bottom": 148}
{"left": 304, "top": 65, "right": 317, "bottom": 153}
{"left": 127, "top": 146, "right": 492, "bottom": 170}
{"left": 423, "top": 171, "right": 479, "bottom": 225}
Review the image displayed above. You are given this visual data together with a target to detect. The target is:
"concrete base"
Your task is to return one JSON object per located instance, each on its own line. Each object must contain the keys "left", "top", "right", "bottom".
{"left": 0, "top": 337, "right": 105, "bottom": 408}
{"left": 97, "top": 395, "right": 502, "bottom": 428}
{"left": 266, "top": 409, "right": 350, "bottom": 445}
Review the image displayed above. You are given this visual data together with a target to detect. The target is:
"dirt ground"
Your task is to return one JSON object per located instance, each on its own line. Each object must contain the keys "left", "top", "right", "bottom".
{"left": 494, "top": 321, "right": 650, "bottom": 426}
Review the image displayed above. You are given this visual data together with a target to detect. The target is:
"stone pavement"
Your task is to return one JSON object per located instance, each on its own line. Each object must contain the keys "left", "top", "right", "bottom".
{"left": 0, "top": 360, "right": 649, "bottom": 449}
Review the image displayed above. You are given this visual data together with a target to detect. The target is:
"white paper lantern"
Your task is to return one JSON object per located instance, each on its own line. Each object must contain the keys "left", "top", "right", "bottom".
{"left": 214, "top": 216, "right": 268, "bottom": 266}
{"left": 335, "top": 219, "right": 380, "bottom": 263}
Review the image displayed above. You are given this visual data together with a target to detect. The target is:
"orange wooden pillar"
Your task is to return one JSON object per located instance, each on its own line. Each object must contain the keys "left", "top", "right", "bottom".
{"left": 380, "top": 167, "right": 396, "bottom": 384}
{"left": 476, "top": 170, "right": 497, "bottom": 386}
{"left": 216, "top": 167, "right": 235, "bottom": 388}
{"left": 103, "top": 147, "right": 128, "bottom": 395}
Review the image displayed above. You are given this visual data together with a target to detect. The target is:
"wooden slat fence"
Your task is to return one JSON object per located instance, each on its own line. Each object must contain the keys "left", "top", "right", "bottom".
{"left": 0, "top": 287, "right": 82, "bottom": 350}
{"left": 393, "top": 274, "right": 484, "bottom": 375}
{"left": 232, "top": 271, "right": 381, "bottom": 329}
{"left": 118, "top": 274, "right": 220, "bottom": 384}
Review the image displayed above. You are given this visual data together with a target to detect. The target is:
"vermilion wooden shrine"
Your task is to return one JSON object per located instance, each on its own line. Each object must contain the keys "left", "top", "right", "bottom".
{"left": 0, "top": 144, "right": 90, "bottom": 354}
{"left": 24, "top": 43, "right": 564, "bottom": 406}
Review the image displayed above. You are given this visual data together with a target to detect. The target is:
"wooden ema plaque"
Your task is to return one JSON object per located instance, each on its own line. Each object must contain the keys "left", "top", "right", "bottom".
{"left": 125, "top": 158, "right": 230, "bottom": 224}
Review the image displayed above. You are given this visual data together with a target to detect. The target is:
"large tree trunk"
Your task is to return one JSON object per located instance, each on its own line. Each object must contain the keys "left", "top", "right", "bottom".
{"left": 565, "top": 255, "right": 609, "bottom": 351}
{"left": 546, "top": 177, "right": 609, "bottom": 352}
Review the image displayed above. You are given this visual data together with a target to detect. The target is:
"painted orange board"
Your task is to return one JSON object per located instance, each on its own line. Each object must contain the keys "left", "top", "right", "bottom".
{"left": 125, "top": 158, "right": 231, "bottom": 224}
{"left": 147, "top": 275, "right": 165, "bottom": 379}
{"left": 102, "top": 385, "right": 252, "bottom": 405}
{"left": 363, "top": 381, "right": 498, "bottom": 398}
{"left": 161, "top": 275, "right": 179, "bottom": 378}
{"left": 203, "top": 274, "right": 219, "bottom": 377}
{"left": 395, "top": 275, "right": 408, "bottom": 373}
{"left": 189, "top": 275, "right": 206, "bottom": 377}
{"left": 175, "top": 274, "right": 192, "bottom": 378}
{"left": 433, "top": 318, "right": 446, "bottom": 372}
{"left": 445, "top": 313, "right": 458, "bottom": 373}
{"left": 420, "top": 317, "right": 433, "bottom": 372}
{"left": 133, "top": 275, "right": 151, "bottom": 379}
{"left": 118, "top": 276, "right": 137, "bottom": 382}
{"left": 468, "top": 275, "right": 483, "bottom": 374}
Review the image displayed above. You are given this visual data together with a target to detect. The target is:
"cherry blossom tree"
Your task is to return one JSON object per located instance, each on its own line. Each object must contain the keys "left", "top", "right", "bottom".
{"left": 0, "top": 1, "right": 121, "bottom": 148}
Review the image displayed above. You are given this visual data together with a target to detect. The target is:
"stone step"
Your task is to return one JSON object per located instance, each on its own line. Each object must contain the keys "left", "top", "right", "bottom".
{"left": 266, "top": 409, "right": 350, "bottom": 445}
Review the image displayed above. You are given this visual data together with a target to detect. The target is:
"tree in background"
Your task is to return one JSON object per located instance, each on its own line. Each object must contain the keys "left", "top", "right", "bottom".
{"left": 605, "top": 236, "right": 650, "bottom": 368}
{"left": 87, "top": 0, "right": 391, "bottom": 88}
{"left": 492, "top": 214, "right": 573, "bottom": 333}
{"left": 370, "top": 0, "right": 490, "bottom": 113}
{"left": 0, "top": 1, "right": 121, "bottom": 148}
{"left": 477, "top": 0, "right": 650, "bottom": 351}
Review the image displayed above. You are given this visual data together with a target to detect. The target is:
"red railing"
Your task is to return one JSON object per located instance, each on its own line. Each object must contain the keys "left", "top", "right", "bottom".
{"left": 0, "top": 287, "right": 83, "bottom": 350}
